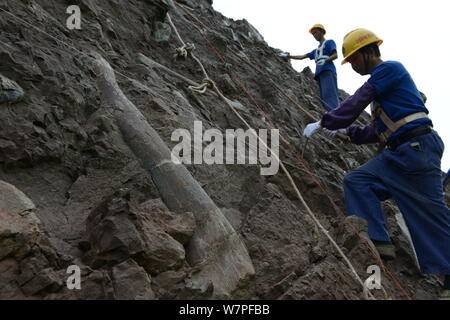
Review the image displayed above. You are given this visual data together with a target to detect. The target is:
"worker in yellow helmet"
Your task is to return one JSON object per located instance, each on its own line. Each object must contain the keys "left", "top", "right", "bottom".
{"left": 288, "top": 24, "right": 339, "bottom": 111}
{"left": 303, "top": 28, "right": 450, "bottom": 300}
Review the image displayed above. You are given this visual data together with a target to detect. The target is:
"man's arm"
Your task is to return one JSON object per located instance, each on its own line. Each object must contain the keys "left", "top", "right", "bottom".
{"left": 320, "top": 82, "right": 381, "bottom": 145}
{"left": 321, "top": 82, "right": 377, "bottom": 130}
{"left": 326, "top": 50, "right": 338, "bottom": 62}
{"left": 289, "top": 54, "right": 308, "bottom": 60}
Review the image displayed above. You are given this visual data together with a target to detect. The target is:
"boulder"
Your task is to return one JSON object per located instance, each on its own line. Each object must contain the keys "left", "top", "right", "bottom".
{"left": 84, "top": 191, "right": 186, "bottom": 275}
{"left": 152, "top": 269, "right": 187, "bottom": 289}
{"left": 0, "top": 259, "right": 25, "bottom": 299}
{"left": 137, "top": 199, "right": 196, "bottom": 245}
{"left": 134, "top": 223, "right": 186, "bottom": 275}
{"left": 0, "top": 180, "right": 42, "bottom": 261}
{"left": 0, "top": 180, "right": 35, "bottom": 216}
{"left": 338, "top": 215, "right": 370, "bottom": 251}
{"left": 153, "top": 22, "right": 171, "bottom": 42}
{"left": 74, "top": 270, "right": 115, "bottom": 300}
{"left": 111, "top": 259, "right": 155, "bottom": 300}
{"left": 0, "top": 74, "right": 24, "bottom": 104}
{"left": 20, "top": 267, "right": 62, "bottom": 296}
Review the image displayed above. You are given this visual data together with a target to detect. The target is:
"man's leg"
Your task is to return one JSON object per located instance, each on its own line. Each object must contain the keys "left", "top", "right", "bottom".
{"left": 343, "top": 156, "right": 392, "bottom": 242}
{"left": 318, "top": 71, "right": 339, "bottom": 111}
{"left": 381, "top": 132, "right": 450, "bottom": 274}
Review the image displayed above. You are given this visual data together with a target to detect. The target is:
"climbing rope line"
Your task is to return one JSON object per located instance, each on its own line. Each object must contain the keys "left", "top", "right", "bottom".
{"left": 166, "top": 12, "right": 382, "bottom": 301}
{"left": 174, "top": 2, "right": 413, "bottom": 300}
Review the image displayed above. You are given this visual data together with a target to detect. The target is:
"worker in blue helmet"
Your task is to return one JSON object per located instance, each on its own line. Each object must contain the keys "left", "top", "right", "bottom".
{"left": 288, "top": 24, "right": 339, "bottom": 111}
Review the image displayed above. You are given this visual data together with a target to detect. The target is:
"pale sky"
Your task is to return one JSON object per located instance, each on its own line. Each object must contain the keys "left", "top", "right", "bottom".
{"left": 213, "top": 0, "right": 450, "bottom": 171}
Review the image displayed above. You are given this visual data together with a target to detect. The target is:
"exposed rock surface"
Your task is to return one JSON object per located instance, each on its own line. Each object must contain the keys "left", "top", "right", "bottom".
{"left": 82, "top": 189, "right": 188, "bottom": 276}
{"left": 0, "top": 73, "right": 24, "bottom": 104}
{"left": 0, "top": 0, "right": 447, "bottom": 299}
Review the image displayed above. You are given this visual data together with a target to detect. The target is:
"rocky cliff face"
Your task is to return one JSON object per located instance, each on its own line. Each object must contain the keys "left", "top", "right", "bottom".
{"left": 0, "top": 0, "right": 447, "bottom": 299}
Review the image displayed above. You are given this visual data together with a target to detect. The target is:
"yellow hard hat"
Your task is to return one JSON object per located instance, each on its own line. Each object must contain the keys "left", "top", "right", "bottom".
{"left": 341, "top": 28, "right": 383, "bottom": 64}
{"left": 309, "top": 24, "right": 326, "bottom": 35}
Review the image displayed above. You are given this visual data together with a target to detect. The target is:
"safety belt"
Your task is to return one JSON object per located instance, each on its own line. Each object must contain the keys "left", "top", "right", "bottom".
{"left": 371, "top": 102, "right": 429, "bottom": 142}
{"left": 315, "top": 40, "right": 329, "bottom": 65}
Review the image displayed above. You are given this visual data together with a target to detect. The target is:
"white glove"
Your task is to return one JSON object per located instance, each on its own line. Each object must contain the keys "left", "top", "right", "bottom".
{"left": 303, "top": 121, "right": 322, "bottom": 138}
{"left": 322, "top": 128, "right": 347, "bottom": 137}
{"left": 277, "top": 52, "right": 290, "bottom": 58}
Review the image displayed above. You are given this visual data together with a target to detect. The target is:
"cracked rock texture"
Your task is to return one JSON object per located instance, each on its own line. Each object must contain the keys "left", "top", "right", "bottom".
{"left": 0, "top": 0, "right": 447, "bottom": 299}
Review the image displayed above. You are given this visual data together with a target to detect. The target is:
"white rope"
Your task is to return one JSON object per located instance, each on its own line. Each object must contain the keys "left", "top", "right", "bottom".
{"left": 188, "top": 78, "right": 213, "bottom": 94}
{"left": 174, "top": 43, "right": 196, "bottom": 59}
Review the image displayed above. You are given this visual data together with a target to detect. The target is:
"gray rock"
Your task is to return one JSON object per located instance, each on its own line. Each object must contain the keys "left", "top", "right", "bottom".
{"left": 0, "top": 181, "right": 41, "bottom": 261}
{"left": 339, "top": 215, "right": 370, "bottom": 251}
{"left": 134, "top": 222, "right": 186, "bottom": 275}
{"left": 137, "top": 199, "right": 196, "bottom": 245}
{"left": 337, "top": 216, "right": 381, "bottom": 264}
{"left": 87, "top": 212, "right": 144, "bottom": 266}
{"left": 84, "top": 193, "right": 186, "bottom": 274}
{"left": 0, "top": 180, "right": 36, "bottom": 216}
{"left": 0, "top": 259, "right": 25, "bottom": 299}
{"left": 148, "top": 97, "right": 176, "bottom": 115}
{"left": 152, "top": 269, "right": 187, "bottom": 289}
{"left": 0, "top": 89, "right": 24, "bottom": 104}
{"left": 111, "top": 259, "right": 155, "bottom": 300}
{"left": 154, "top": 22, "right": 171, "bottom": 42}
{"left": 233, "top": 19, "right": 266, "bottom": 43}
{"left": 18, "top": 255, "right": 50, "bottom": 286}
{"left": 20, "top": 268, "right": 63, "bottom": 296}
{"left": 0, "top": 74, "right": 24, "bottom": 104}
{"left": 217, "top": 74, "right": 238, "bottom": 94}
{"left": 74, "top": 270, "right": 115, "bottom": 300}
{"left": 266, "top": 272, "right": 297, "bottom": 299}
{"left": 221, "top": 208, "right": 243, "bottom": 231}
{"left": 151, "top": 269, "right": 187, "bottom": 299}
{"left": 178, "top": 275, "right": 214, "bottom": 299}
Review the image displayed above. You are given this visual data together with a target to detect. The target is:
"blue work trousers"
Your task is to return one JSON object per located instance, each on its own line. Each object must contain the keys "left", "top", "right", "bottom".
{"left": 317, "top": 70, "right": 339, "bottom": 111}
{"left": 343, "top": 130, "right": 450, "bottom": 274}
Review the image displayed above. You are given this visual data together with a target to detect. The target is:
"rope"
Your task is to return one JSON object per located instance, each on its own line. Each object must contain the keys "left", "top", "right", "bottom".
{"left": 174, "top": 43, "right": 196, "bottom": 59}
{"left": 166, "top": 12, "right": 381, "bottom": 301}
{"left": 188, "top": 78, "right": 213, "bottom": 94}
{"left": 173, "top": 2, "right": 414, "bottom": 300}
